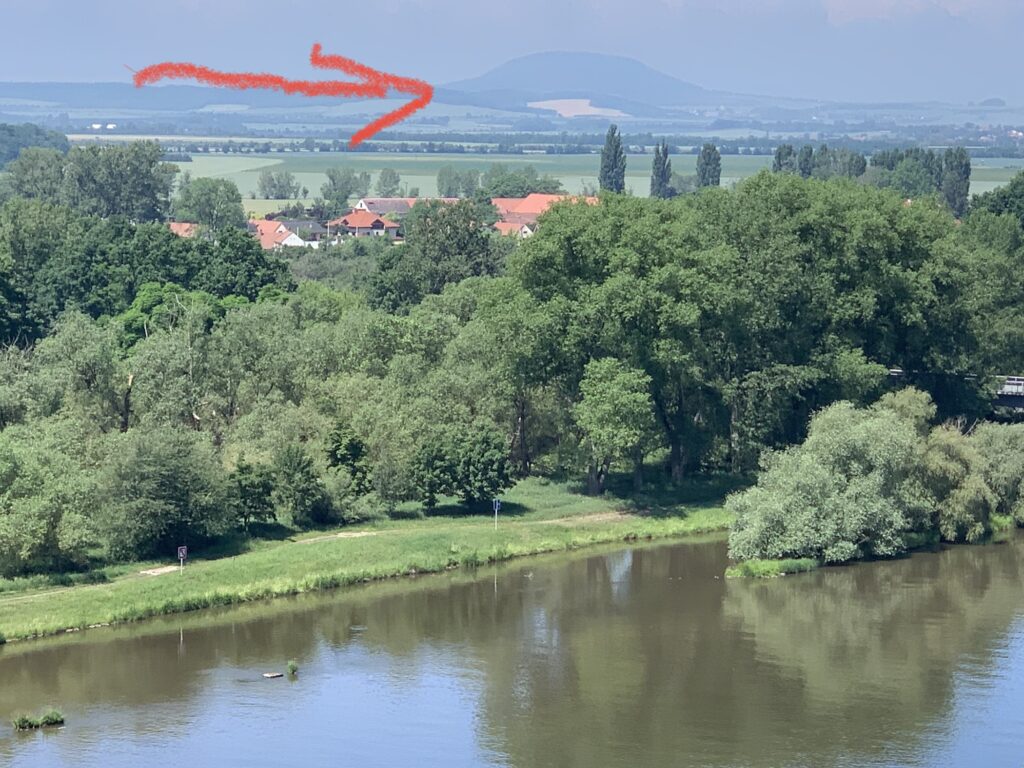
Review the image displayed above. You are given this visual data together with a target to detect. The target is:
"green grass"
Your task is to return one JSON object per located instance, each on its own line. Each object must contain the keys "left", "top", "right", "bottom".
{"left": 0, "top": 476, "right": 737, "bottom": 643}
{"left": 725, "top": 558, "right": 820, "bottom": 579}
{"left": 12, "top": 708, "right": 64, "bottom": 731}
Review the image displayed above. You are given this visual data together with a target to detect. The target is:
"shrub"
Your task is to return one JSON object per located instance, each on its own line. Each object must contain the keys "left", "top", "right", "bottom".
{"left": 728, "top": 392, "right": 935, "bottom": 564}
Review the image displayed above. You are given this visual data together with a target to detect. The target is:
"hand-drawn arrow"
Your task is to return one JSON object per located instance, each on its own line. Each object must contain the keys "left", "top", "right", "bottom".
{"left": 133, "top": 44, "right": 433, "bottom": 147}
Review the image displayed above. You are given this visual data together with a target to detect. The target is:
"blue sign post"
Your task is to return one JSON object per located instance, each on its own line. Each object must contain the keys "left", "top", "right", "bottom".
{"left": 178, "top": 545, "right": 188, "bottom": 573}
{"left": 493, "top": 498, "right": 501, "bottom": 530}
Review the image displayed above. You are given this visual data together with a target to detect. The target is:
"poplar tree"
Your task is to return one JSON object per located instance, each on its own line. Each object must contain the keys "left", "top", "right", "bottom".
{"left": 599, "top": 124, "right": 626, "bottom": 193}
{"left": 696, "top": 143, "right": 721, "bottom": 188}
{"left": 650, "top": 140, "right": 673, "bottom": 198}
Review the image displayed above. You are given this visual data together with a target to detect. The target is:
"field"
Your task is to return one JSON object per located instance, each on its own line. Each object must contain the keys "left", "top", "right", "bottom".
{"left": 0, "top": 476, "right": 741, "bottom": 643}
{"left": 179, "top": 152, "right": 774, "bottom": 214}
{"left": 175, "top": 151, "right": 1022, "bottom": 215}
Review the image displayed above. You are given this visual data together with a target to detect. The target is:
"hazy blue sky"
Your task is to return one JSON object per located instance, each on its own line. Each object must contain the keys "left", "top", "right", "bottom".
{"left": 0, "top": 0, "right": 1020, "bottom": 103}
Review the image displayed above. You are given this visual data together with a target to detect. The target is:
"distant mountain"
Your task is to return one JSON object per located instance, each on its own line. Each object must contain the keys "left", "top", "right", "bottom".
{"left": 438, "top": 51, "right": 725, "bottom": 115}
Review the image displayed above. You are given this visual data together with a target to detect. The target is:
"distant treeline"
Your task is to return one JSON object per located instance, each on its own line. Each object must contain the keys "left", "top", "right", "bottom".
{"left": 0, "top": 123, "right": 69, "bottom": 165}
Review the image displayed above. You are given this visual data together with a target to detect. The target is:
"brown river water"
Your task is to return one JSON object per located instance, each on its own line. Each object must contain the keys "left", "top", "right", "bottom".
{"left": 2, "top": 534, "right": 1024, "bottom": 767}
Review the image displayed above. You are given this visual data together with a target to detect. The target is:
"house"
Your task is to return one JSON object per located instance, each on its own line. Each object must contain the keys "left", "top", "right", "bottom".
{"left": 275, "top": 220, "right": 328, "bottom": 242}
{"left": 327, "top": 210, "right": 401, "bottom": 238}
{"left": 167, "top": 222, "right": 199, "bottom": 238}
{"left": 490, "top": 193, "right": 597, "bottom": 236}
{"left": 249, "top": 219, "right": 309, "bottom": 249}
{"left": 495, "top": 221, "right": 536, "bottom": 237}
{"left": 353, "top": 197, "right": 459, "bottom": 217}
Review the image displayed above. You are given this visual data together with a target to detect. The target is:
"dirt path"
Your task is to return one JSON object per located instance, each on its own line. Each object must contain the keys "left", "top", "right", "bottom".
{"left": 537, "top": 511, "right": 634, "bottom": 526}
{"left": 297, "top": 531, "right": 377, "bottom": 545}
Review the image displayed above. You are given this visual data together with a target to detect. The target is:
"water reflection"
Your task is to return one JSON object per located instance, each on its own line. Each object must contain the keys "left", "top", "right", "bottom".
{"left": 2, "top": 536, "right": 1024, "bottom": 767}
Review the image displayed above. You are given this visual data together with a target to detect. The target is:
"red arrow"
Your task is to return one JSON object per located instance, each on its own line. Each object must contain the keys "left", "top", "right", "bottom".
{"left": 133, "top": 44, "right": 433, "bottom": 147}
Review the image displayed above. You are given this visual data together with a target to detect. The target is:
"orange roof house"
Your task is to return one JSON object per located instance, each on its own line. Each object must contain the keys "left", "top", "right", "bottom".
{"left": 327, "top": 210, "right": 401, "bottom": 237}
{"left": 249, "top": 219, "right": 307, "bottom": 249}
{"left": 490, "top": 194, "right": 597, "bottom": 236}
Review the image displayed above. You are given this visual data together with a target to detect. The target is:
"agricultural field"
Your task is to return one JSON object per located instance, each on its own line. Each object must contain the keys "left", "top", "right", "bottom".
{"left": 178, "top": 152, "right": 775, "bottom": 213}
{"left": 176, "top": 151, "right": 1022, "bottom": 214}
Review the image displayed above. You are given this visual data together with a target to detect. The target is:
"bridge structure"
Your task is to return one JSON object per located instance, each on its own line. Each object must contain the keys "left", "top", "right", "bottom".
{"left": 995, "top": 377, "right": 1024, "bottom": 409}
{"left": 888, "top": 369, "right": 1024, "bottom": 410}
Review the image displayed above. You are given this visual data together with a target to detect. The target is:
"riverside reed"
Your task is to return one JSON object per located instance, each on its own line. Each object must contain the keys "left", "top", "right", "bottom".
{"left": 0, "top": 478, "right": 735, "bottom": 642}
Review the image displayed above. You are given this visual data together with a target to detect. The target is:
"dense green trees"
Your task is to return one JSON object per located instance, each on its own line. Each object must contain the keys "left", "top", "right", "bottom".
{"left": 7, "top": 142, "right": 177, "bottom": 221}
{"left": 599, "top": 125, "right": 626, "bottom": 192}
{"left": 369, "top": 199, "right": 507, "bottom": 312}
{"left": 0, "top": 123, "right": 69, "bottom": 165}
{"left": 0, "top": 160, "right": 1022, "bottom": 577}
{"left": 0, "top": 198, "right": 290, "bottom": 341}
{"left": 480, "top": 164, "right": 563, "bottom": 197}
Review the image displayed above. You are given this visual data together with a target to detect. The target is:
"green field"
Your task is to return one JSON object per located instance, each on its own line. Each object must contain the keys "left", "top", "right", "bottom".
{"left": 177, "top": 151, "right": 1022, "bottom": 215}
{"left": 180, "top": 152, "right": 774, "bottom": 214}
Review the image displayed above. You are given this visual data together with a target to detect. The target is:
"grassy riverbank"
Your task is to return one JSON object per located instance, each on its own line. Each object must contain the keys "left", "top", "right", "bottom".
{"left": 0, "top": 477, "right": 741, "bottom": 643}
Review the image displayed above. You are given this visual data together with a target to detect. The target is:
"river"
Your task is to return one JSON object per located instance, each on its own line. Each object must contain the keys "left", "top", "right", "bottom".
{"left": 2, "top": 534, "right": 1024, "bottom": 767}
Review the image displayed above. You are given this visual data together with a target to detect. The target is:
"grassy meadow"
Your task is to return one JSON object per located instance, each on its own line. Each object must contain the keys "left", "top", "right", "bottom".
{"left": 0, "top": 475, "right": 744, "bottom": 643}
{"left": 174, "top": 151, "right": 1022, "bottom": 215}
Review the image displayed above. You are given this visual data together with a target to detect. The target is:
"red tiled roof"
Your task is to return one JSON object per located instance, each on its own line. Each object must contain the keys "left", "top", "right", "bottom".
{"left": 490, "top": 198, "right": 522, "bottom": 217}
{"left": 168, "top": 222, "right": 198, "bottom": 238}
{"left": 250, "top": 219, "right": 290, "bottom": 250}
{"left": 494, "top": 221, "right": 521, "bottom": 235}
{"left": 330, "top": 210, "right": 399, "bottom": 229}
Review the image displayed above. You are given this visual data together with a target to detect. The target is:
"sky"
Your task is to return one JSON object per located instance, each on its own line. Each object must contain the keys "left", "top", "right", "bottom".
{"left": 0, "top": 0, "right": 1020, "bottom": 103}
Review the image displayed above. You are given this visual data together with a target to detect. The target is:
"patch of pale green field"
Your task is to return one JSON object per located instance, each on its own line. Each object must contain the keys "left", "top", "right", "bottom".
{"left": 183, "top": 151, "right": 1022, "bottom": 200}
{"left": 187, "top": 151, "right": 775, "bottom": 198}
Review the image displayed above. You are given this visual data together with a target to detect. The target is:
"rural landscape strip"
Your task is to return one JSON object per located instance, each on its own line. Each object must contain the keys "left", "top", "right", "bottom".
{"left": 0, "top": 502, "right": 732, "bottom": 643}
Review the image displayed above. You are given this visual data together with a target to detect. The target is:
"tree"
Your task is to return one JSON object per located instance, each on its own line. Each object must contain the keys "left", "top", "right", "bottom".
{"left": 257, "top": 169, "right": 300, "bottom": 200}
{"left": 479, "top": 164, "right": 562, "bottom": 197}
{"left": 0, "top": 122, "right": 69, "bottom": 165}
{"left": 0, "top": 424, "right": 94, "bottom": 577}
{"left": 696, "top": 143, "right": 721, "bottom": 188}
{"left": 97, "top": 427, "right": 230, "bottom": 560}
{"left": 60, "top": 142, "right": 177, "bottom": 221}
{"left": 321, "top": 167, "right": 369, "bottom": 215}
{"left": 599, "top": 124, "right": 626, "bottom": 193}
{"left": 6, "top": 147, "right": 63, "bottom": 201}
{"left": 272, "top": 444, "right": 332, "bottom": 527}
{"left": 228, "top": 457, "right": 276, "bottom": 531}
{"left": 174, "top": 176, "right": 245, "bottom": 230}
{"left": 413, "top": 425, "right": 512, "bottom": 507}
{"left": 370, "top": 199, "right": 504, "bottom": 312}
{"left": 437, "top": 165, "right": 460, "bottom": 197}
{"left": 797, "top": 145, "right": 815, "bottom": 179}
{"left": 375, "top": 168, "right": 402, "bottom": 197}
{"left": 942, "top": 147, "right": 971, "bottom": 218}
{"left": 971, "top": 170, "right": 1024, "bottom": 226}
{"left": 649, "top": 141, "right": 673, "bottom": 199}
{"left": 573, "top": 358, "right": 656, "bottom": 494}
{"left": 772, "top": 144, "right": 796, "bottom": 173}
{"left": 326, "top": 421, "right": 372, "bottom": 496}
